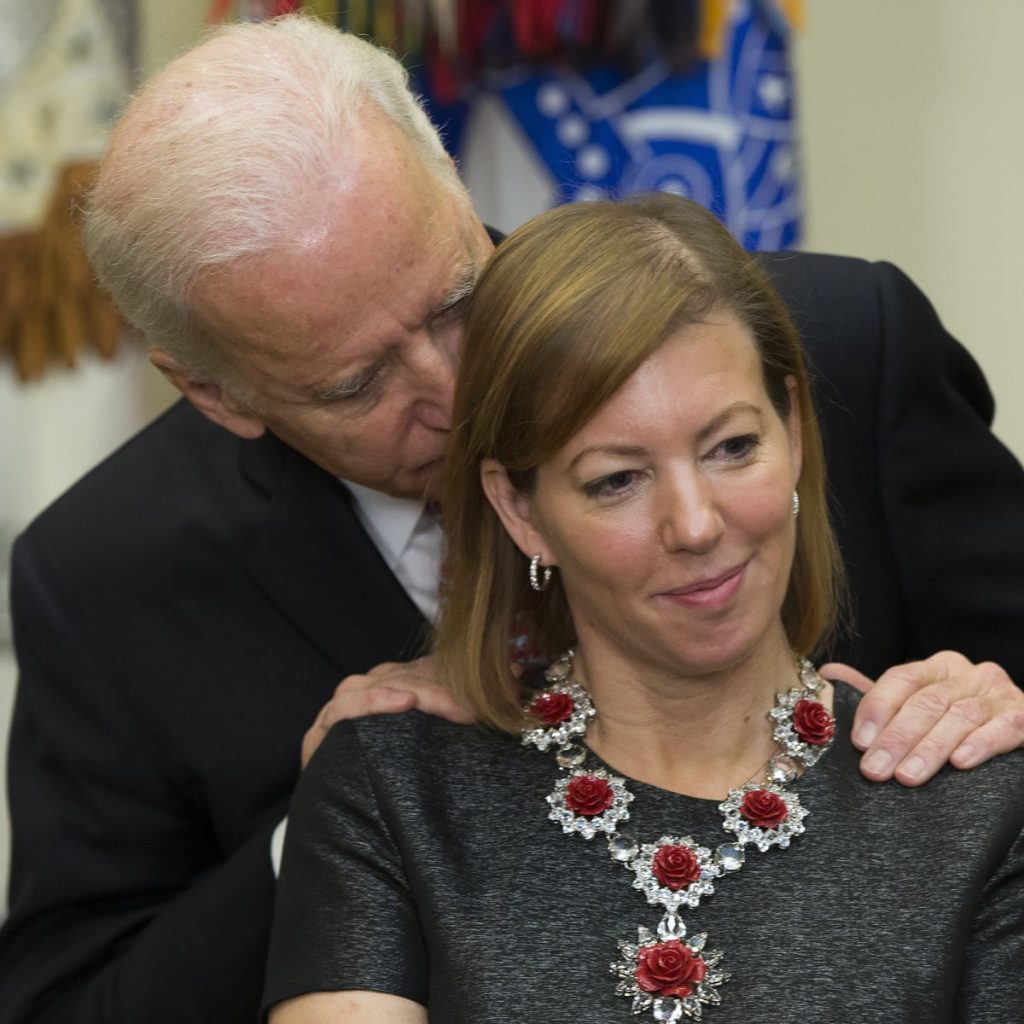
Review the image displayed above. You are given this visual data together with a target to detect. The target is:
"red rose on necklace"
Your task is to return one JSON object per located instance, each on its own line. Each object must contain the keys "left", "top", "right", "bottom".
{"left": 635, "top": 940, "right": 708, "bottom": 998}
{"left": 528, "top": 691, "right": 574, "bottom": 725}
{"left": 564, "top": 774, "right": 614, "bottom": 816}
{"left": 652, "top": 844, "right": 701, "bottom": 890}
{"left": 791, "top": 698, "right": 835, "bottom": 746}
{"left": 740, "top": 789, "right": 788, "bottom": 828}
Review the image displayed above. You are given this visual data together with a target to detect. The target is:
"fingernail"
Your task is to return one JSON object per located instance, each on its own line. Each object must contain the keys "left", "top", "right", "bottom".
{"left": 953, "top": 744, "right": 975, "bottom": 767}
{"left": 900, "top": 756, "right": 925, "bottom": 781}
{"left": 863, "top": 750, "right": 891, "bottom": 776}
{"left": 853, "top": 721, "right": 878, "bottom": 748}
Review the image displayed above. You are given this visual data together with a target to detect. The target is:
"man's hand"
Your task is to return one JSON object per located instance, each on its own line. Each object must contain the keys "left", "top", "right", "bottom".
{"left": 822, "top": 651, "right": 1024, "bottom": 786}
{"left": 302, "top": 657, "right": 474, "bottom": 767}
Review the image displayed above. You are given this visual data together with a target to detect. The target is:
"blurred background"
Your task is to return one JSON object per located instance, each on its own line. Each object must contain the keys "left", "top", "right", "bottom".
{"left": 2, "top": 0, "right": 1023, "bottom": 905}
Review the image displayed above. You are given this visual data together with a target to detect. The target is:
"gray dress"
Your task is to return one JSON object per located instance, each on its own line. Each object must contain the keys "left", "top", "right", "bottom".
{"left": 264, "top": 685, "right": 1024, "bottom": 1022}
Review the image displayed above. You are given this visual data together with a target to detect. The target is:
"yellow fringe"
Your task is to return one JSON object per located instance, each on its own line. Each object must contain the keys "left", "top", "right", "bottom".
{"left": 699, "top": 0, "right": 805, "bottom": 60}
{"left": 0, "top": 162, "right": 122, "bottom": 381}
{"left": 301, "top": 0, "right": 339, "bottom": 24}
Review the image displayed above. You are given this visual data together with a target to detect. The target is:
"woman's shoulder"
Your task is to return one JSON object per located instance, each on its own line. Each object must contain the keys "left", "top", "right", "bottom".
{"left": 831, "top": 678, "right": 1024, "bottom": 780}
{"left": 313, "top": 709, "right": 521, "bottom": 784}
{"left": 828, "top": 680, "right": 1024, "bottom": 843}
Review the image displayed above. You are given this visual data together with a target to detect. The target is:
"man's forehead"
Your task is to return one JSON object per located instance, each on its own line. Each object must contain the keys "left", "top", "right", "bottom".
{"left": 188, "top": 102, "right": 490, "bottom": 377}
{"left": 193, "top": 206, "right": 480, "bottom": 386}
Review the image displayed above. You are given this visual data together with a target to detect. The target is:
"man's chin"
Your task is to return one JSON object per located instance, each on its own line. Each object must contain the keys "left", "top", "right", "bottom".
{"left": 416, "top": 459, "right": 445, "bottom": 503}
{"left": 363, "top": 461, "right": 444, "bottom": 503}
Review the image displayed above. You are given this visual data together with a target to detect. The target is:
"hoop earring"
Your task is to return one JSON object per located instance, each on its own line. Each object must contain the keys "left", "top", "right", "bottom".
{"left": 791, "top": 490, "right": 800, "bottom": 518}
{"left": 529, "top": 554, "right": 553, "bottom": 592}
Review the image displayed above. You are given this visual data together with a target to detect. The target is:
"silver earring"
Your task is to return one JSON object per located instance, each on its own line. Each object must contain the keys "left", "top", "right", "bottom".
{"left": 792, "top": 490, "right": 800, "bottom": 518}
{"left": 529, "top": 554, "right": 553, "bottom": 592}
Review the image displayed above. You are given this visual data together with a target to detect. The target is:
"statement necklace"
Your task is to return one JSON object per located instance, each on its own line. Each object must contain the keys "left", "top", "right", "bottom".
{"left": 521, "top": 651, "right": 835, "bottom": 1022}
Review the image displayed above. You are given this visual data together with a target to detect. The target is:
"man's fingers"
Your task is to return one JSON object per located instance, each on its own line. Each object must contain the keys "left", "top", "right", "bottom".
{"left": 847, "top": 662, "right": 928, "bottom": 751}
{"left": 882, "top": 697, "right": 985, "bottom": 786}
{"left": 853, "top": 656, "right": 971, "bottom": 778}
{"left": 818, "top": 662, "right": 874, "bottom": 694}
{"left": 331, "top": 656, "right": 475, "bottom": 723}
{"left": 952, "top": 710, "right": 1024, "bottom": 770}
{"left": 335, "top": 660, "right": 432, "bottom": 693}
{"left": 301, "top": 657, "right": 478, "bottom": 768}
{"left": 324, "top": 685, "right": 419, "bottom": 726}
{"left": 845, "top": 651, "right": 1023, "bottom": 785}
{"left": 302, "top": 688, "right": 418, "bottom": 767}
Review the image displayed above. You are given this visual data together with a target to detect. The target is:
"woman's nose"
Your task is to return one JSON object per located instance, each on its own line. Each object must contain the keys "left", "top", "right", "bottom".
{"left": 659, "top": 478, "right": 724, "bottom": 554}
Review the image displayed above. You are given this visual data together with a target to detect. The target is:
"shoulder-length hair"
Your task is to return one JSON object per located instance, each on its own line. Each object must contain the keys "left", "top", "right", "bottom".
{"left": 435, "top": 194, "right": 844, "bottom": 732}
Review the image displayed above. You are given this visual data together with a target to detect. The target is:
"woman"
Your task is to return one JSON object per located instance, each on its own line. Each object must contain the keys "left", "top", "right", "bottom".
{"left": 264, "top": 195, "right": 1024, "bottom": 1022}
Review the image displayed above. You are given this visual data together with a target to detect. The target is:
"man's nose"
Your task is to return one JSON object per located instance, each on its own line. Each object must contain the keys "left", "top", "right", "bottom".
{"left": 411, "top": 331, "right": 457, "bottom": 429}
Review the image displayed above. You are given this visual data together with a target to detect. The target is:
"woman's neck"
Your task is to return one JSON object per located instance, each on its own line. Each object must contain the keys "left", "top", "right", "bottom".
{"left": 573, "top": 636, "right": 810, "bottom": 800}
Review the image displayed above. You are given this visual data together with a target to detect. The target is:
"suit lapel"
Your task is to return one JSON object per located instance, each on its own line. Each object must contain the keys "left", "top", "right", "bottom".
{"left": 240, "top": 432, "right": 429, "bottom": 674}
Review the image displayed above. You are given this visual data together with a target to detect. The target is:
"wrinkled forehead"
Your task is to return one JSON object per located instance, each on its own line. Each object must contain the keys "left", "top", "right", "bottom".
{"left": 188, "top": 168, "right": 483, "bottom": 379}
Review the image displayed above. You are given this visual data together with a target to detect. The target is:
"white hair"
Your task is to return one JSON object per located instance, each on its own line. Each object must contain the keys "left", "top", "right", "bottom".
{"left": 84, "top": 15, "right": 469, "bottom": 392}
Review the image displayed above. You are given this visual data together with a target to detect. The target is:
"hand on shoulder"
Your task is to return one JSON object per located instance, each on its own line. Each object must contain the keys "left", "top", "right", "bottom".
{"left": 301, "top": 656, "right": 475, "bottom": 768}
{"left": 823, "top": 651, "right": 1024, "bottom": 786}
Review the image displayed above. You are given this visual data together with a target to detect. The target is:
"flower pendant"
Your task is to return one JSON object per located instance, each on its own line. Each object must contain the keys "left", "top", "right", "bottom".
{"left": 627, "top": 836, "right": 723, "bottom": 911}
{"left": 546, "top": 767, "right": 634, "bottom": 839}
{"left": 719, "top": 783, "right": 809, "bottom": 853}
{"left": 611, "top": 916, "right": 730, "bottom": 1021}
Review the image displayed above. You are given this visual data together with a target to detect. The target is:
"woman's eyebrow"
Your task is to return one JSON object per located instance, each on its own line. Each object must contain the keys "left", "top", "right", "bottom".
{"left": 695, "top": 402, "right": 765, "bottom": 443}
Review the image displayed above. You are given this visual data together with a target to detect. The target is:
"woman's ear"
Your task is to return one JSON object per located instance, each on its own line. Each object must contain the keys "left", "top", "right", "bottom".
{"left": 480, "top": 459, "right": 555, "bottom": 565}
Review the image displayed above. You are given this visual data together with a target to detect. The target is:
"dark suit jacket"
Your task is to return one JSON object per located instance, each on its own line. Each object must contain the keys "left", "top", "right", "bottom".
{"left": 1, "top": 254, "right": 1023, "bottom": 1023}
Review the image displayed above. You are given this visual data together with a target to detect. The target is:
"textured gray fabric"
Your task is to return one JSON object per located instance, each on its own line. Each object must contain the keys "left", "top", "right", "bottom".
{"left": 265, "top": 684, "right": 1024, "bottom": 1022}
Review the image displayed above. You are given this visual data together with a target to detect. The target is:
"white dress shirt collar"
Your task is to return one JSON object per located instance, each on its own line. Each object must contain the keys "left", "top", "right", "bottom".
{"left": 344, "top": 481, "right": 425, "bottom": 570}
{"left": 344, "top": 480, "right": 443, "bottom": 624}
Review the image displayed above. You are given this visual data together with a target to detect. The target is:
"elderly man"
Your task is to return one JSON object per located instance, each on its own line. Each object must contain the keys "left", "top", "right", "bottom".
{"left": 2, "top": 16, "right": 1023, "bottom": 1024}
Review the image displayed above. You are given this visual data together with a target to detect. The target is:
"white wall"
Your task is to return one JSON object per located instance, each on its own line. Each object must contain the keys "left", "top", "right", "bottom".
{"left": 796, "top": 0, "right": 1024, "bottom": 459}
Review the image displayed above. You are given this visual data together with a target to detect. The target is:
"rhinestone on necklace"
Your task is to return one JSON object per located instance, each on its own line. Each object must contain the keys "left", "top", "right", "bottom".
{"left": 522, "top": 651, "right": 835, "bottom": 1022}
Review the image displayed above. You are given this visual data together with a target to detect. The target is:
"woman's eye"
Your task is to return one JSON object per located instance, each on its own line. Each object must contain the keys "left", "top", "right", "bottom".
{"left": 584, "top": 470, "right": 638, "bottom": 498}
{"left": 713, "top": 434, "right": 760, "bottom": 461}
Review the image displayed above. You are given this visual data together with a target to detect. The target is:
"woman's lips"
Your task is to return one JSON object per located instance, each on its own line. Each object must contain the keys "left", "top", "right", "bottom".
{"left": 659, "top": 563, "right": 747, "bottom": 609}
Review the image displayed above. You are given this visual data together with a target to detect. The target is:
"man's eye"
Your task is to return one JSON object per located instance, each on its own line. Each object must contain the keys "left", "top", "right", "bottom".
{"left": 354, "top": 364, "right": 386, "bottom": 394}
{"left": 434, "top": 295, "right": 470, "bottom": 324}
{"left": 318, "top": 363, "right": 387, "bottom": 404}
{"left": 583, "top": 470, "right": 638, "bottom": 498}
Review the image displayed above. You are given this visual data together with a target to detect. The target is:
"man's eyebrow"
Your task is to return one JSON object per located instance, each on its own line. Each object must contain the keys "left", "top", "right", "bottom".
{"left": 429, "top": 258, "right": 479, "bottom": 318}
{"left": 308, "top": 360, "right": 383, "bottom": 403}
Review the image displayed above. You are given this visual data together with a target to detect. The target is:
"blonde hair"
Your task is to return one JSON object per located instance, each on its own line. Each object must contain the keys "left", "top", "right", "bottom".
{"left": 83, "top": 14, "right": 468, "bottom": 397}
{"left": 435, "top": 194, "right": 844, "bottom": 732}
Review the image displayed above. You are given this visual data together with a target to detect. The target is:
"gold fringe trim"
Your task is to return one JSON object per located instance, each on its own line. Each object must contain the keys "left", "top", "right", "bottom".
{"left": 301, "top": 0, "right": 340, "bottom": 25}
{"left": 0, "top": 162, "right": 123, "bottom": 382}
{"left": 700, "top": 0, "right": 805, "bottom": 60}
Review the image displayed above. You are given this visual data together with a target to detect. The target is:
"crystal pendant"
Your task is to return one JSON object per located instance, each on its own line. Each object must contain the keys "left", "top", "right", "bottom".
{"left": 716, "top": 843, "right": 745, "bottom": 872}
{"left": 545, "top": 657, "right": 572, "bottom": 680}
{"left": 652, "top": 998, "right": 684, "bottom": 1022}
{"left": 608, "top": 834, "right": 639, "bottom": 862}
{"left": 768, "top": 755, "right": 799, "bottom": 784}
{"left": 657, "top": 911, "right": 686, "bottom": 941}
{"left": 556, "top": 743, "right": 587, "bottom": 768}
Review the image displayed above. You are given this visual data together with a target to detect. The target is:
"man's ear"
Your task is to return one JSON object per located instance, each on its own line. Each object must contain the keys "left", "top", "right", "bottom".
{"left": 480, "top": 459, "right": 555, "bottom": 566}
{"left": 150, "top": 349, "right": 266, "bottom": 440}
